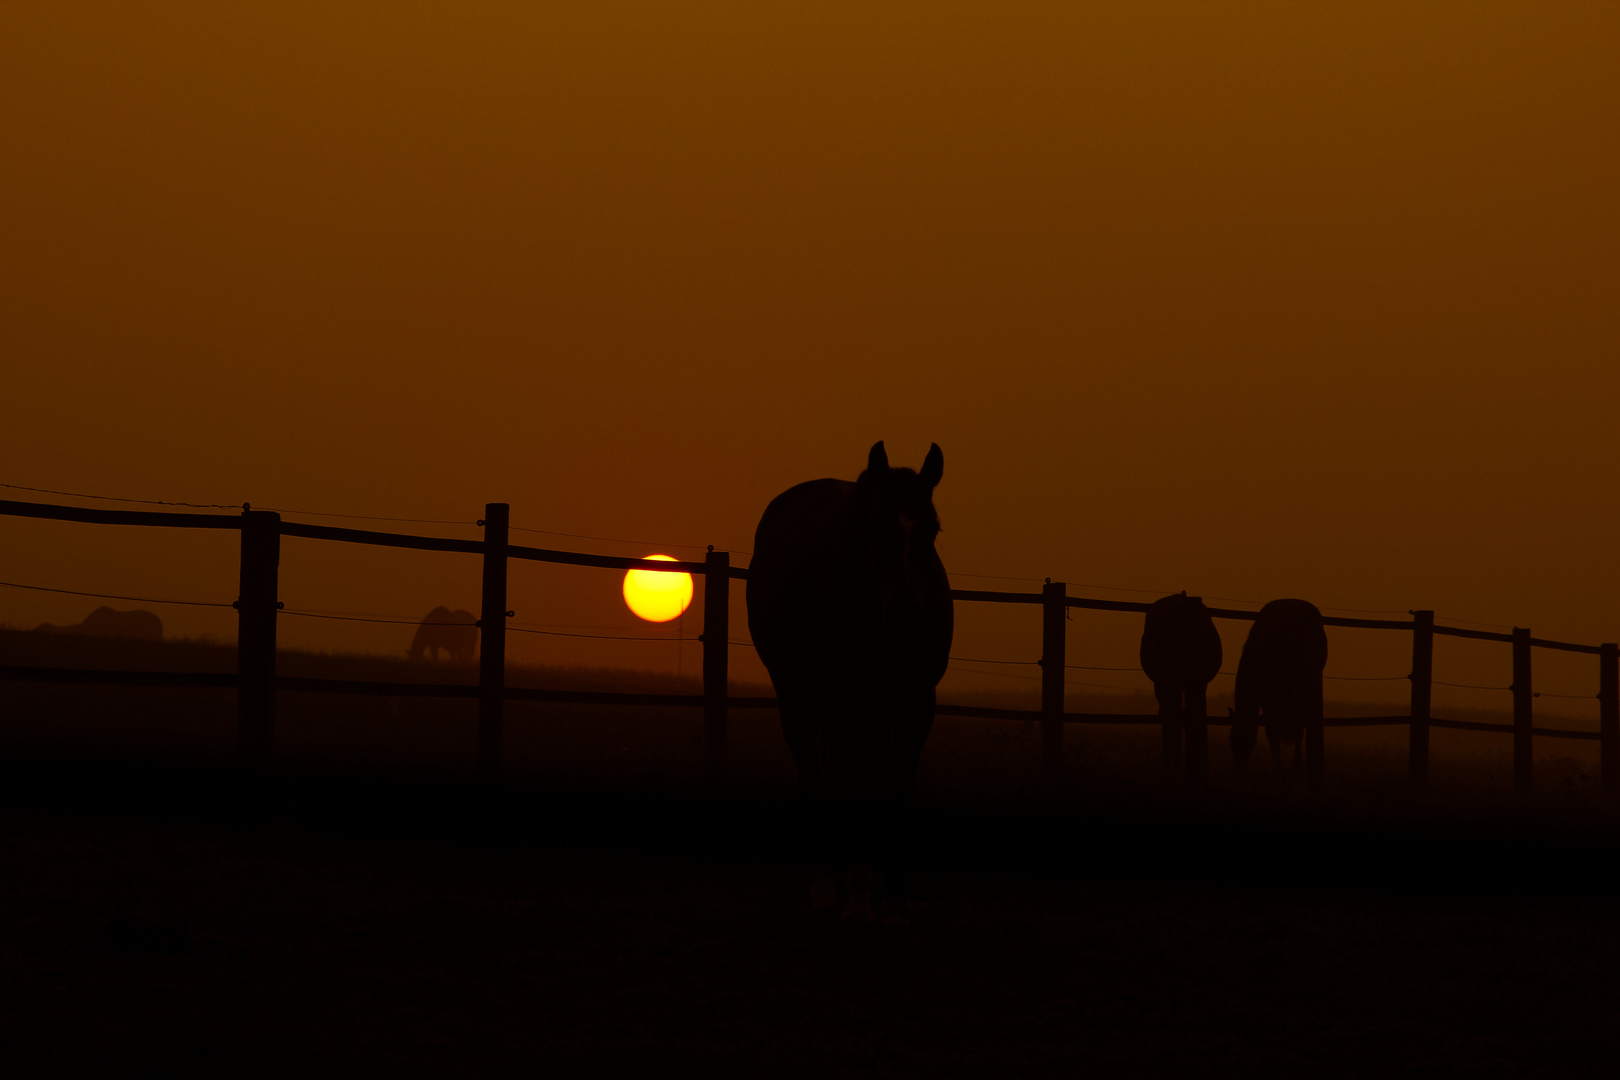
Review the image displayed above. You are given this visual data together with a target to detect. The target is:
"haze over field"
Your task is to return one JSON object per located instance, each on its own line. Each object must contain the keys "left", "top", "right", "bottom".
{"left": 3, "top": 3, "right": 1616, "bottom": 719}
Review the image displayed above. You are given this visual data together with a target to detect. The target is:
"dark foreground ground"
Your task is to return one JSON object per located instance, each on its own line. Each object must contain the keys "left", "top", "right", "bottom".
{"left": 3, "top": 753, "right": 1618, "bottom": 1079}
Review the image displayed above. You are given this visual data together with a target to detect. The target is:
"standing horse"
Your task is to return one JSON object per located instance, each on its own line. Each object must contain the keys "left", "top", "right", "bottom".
{"left": 1140, "top": 592, "right": 1222, "bottom": 779}
{"left": 35, "top": 606, "right": 163, "bottom": 641}
{"left": 746, "top": 441, "right": 952, "bottom": 925}
{"left": 1229, "top": 598, "right": 1327, "bottom": 774}
{"left": 407, "top": 607, "right": 479, "bottom": 663}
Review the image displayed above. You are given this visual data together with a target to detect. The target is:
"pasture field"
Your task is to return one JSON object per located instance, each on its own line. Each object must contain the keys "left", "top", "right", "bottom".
{"left": 2, "top": 630, "right": 1618, "bottom": 1075}
{"left": 1, "top": 626, "right": 1607, "bottom": 814}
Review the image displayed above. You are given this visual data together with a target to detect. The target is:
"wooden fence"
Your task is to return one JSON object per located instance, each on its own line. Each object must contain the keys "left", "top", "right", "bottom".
{"left": 2, "top": 497, "right": 1616, "bottom": 795}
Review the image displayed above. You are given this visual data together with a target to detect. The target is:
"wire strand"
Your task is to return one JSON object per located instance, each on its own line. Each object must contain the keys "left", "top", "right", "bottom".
{"left": 0, "top": 481, "right": 242, "bottom": 510}
{"left": 260, "top": 506, "right": 476, "bottom": 527}
{"left": 951, "top": 656, "right": 1039, "bottom": 666}
{"left": 950, "top": 571, "right": 1046, "bottom": 584}
{"left": 507, "top": 525, "right": 745, "bottom": 555}
{"left": 279, "top": 611, "right": 447, "bottom": 627}
{"left": 0, "top": 580, "right": 233, "bottom": 608}
{"left": 506, "top": 626, "right": 686, "bottom": 642}
{"left": 1067, "top": 664, "right": 1408, "bottom": 680}
{"left": 0, "top": 482, "right": 1568, "bottom": 640}
{"left": 946, "top": 665, "right": 1041, "bottom": 682}
{"left": 1003, "top": 575, "right": 1421, "bottom": 618}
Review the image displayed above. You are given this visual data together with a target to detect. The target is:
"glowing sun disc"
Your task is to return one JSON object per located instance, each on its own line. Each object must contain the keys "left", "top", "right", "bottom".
{"left": 623, "top": 554, "right": 694, "bottom": 623}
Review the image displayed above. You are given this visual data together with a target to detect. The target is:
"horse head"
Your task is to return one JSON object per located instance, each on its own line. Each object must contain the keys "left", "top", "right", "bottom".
{"left": 853, "top": 439, "right": 943, "bottom": 592}
{"left": 846, "top": 441, "right": 949, "bottom": 686}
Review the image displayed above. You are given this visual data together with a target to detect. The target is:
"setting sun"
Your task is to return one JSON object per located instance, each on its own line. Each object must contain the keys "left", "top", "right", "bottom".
{"left": 622, "top": 555, "right": 694, "bottom": 623}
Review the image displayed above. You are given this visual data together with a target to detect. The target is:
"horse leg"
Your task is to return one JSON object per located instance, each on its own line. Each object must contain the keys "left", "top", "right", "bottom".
{"left": 1230, "top": 717, "right": 1258, "bottom": 773}
{"left": 780, "top": 697, "right": 836, "bottom": 913}
{"left": 1156, "top": 683, "right": 1183, "bottom": 771}
{"left": 877, "top": 695, "right": 934, "bottom": 926}
{"left": 1183, "top": 683, "right": 1210, "bottom": 785}
{"left": 816, "top": 703, "right": 876, "bottom": 924}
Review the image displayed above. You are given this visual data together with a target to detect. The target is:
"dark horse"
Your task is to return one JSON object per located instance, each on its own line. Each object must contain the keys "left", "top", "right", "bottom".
{"left": 746, "top": 441, "right": 952, "bottom": 925}
{"left": 407, "top": 607, "right": 479, "bottom": 663}
{"left": 35, "top": 606, "right": 163, "bottom": 641}
{"left": 1139, "top": 592, "right": 1222, "bottom": 780}
{"left": 1229, "top": 598, "right": 1327, "bottom": 775}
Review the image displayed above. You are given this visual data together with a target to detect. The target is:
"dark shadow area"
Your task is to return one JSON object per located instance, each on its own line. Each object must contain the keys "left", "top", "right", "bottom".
{"left": 3, "top": 626, "right": 1619, "bottom": 1075}
{"left": 3, "top": 749, "right": 1618, "bottom": 1077}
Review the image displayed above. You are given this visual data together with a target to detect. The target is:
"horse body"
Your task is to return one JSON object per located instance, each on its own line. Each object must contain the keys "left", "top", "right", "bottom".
{"left": 1229, "top": 598, "right": 1327, "bottom": 772}
{"left": 408, "top": 607, "right": 478, "bottom": 662}
{"left": 746, "top": 442, "right": 952, "bottom": 923}
{"left": 1140, "top": 592, "right": 1222, "bottom": 775}
{"left": 35, "top": 606, "right": 163, "bottom": 641}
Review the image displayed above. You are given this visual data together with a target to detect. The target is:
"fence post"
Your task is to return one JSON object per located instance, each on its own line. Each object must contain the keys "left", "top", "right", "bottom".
{"left": 1512, "top": 627, "right": 1532, "bottom": 795}
{"left": 1041, "top": 581, "right": 1065, "bottom": 782}
{"left": 702, "top": 548, "right": 730, "bottom": 775}
{"left": 478, "top": 503, "right": 509, "bottom": 782}
{"left": 1409, "top": 610, "right": 1434, "bottom": 784}
{"left": 1600, "top": 643, "right": 1617, "bottom": 794}
{"left": 236, "top": 509, "right": 280, "bottom": 773}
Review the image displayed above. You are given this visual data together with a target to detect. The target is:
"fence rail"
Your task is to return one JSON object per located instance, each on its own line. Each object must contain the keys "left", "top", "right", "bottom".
{"left": 3, "top": 497, "right": 1617, "bottom": 796}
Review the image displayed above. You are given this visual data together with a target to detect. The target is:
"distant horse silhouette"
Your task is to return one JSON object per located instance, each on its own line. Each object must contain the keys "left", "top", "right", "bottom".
{"left": 1229, "top": 599, "right": 1327, "bottom": 773}
{"left": 1140, "top": 592, "right": 1222, "bottom": 778}
{"left": 407, "top": 607, "right": 478, "bottom": 662}
{"left": 34, "top": 606, "right": 163, "bottom": 641}
{"left": 747, "top": 441, "right": 952, "bottom": 926}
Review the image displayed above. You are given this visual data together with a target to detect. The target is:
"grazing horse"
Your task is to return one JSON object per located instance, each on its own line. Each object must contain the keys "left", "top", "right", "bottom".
{"left": 407, "top": 607, "right": 479, "bottom": 662}
{"left": 35, "top": 606, "right": 163, "bottom": 641}
{"left": 746, "top": 441, "right": 952, "bottom": 925}
{"left": 1229, "top": 598, "right": 1327, "bottom": 774}
{"left": 1139, "top": 592, "right": 1222, "bottom": 778}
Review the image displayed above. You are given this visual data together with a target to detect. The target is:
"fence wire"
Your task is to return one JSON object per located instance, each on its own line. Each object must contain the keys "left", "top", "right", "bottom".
{"left": 0, "top": 482, "right": 1563, "bottom": 633}
{"left": 508, "top": 525, "right": 724, "bottom": 553}
{"left": 0, "top": 481, "right": 242, "bottom": 510}
{"left": 276, "top": 607, "right": 695, "bottom": 645}
{"left": 952, "top": 655, "right": 1039, "bottom": 666}
{"left": 260, "top": 506, "right": 475, "bottom": 527}
{"left": 508, "top": 626, "right": 687, "bottom": 643}
{"left": 0, "top": 579, "right": 233, "bottom": 608}
{"left": 279, "top": 610, "right": 432, "bottom": 627}
{"left": 0, "top": 493, "right": 1609, "bottom": 702}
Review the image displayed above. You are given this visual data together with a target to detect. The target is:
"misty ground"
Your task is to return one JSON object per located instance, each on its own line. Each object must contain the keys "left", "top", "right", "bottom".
{"left": 3, "top": 631, "right": 1617, "bottom": 1076}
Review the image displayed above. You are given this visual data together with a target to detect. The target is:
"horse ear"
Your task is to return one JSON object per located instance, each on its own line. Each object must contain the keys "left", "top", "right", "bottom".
{"left": 920, "top": 443, "right": 944, "bottom": 489}
{"left": 867, "top": 441, "right": 889, "bottom": 475}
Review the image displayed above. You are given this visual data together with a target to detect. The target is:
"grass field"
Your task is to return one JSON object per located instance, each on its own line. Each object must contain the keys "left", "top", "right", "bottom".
{"left": 2, "top": 630, "right": 1618, "bottom": 1075}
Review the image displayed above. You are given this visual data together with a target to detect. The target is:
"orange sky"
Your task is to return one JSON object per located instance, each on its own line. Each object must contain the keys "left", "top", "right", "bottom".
{"left": 3, "top": 3, "right": 1617, "bottom": 712}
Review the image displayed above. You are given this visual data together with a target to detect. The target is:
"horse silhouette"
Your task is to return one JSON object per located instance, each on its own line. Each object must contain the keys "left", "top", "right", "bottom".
{"left": 1229, "top": 598, "right": 1327, "bottom": 773}
{"left": 34, "top": 606, "right": 163, "bottom": 641}
{"left": 746, "top": 441, "right": 952, "bottom": 926}
{"left": 407, "top": 607, "right": 478, "bottom": 662}
{"left": 1140, "top": 592, "right": 1222, "bottom": 777}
